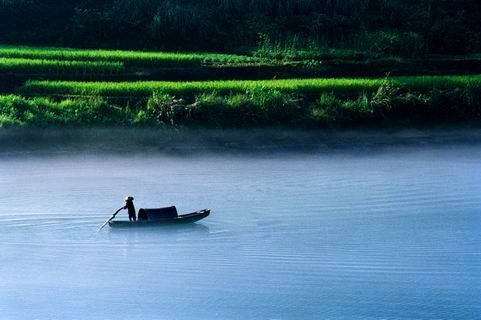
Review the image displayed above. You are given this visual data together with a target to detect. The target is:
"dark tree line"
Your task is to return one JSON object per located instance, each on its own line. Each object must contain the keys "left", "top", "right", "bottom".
{"left": 0, "top": 0, "right": 480, "bottom": 54}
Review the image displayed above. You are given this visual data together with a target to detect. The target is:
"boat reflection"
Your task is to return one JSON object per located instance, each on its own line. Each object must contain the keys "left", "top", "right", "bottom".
{"left": 109, "top": 222, "right": 211, "bottom": 237}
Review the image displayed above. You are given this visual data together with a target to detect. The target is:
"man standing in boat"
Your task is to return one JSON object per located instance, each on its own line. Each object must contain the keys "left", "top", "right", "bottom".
{"left": 123, "top": 196, "right": 136, "bottom": 221}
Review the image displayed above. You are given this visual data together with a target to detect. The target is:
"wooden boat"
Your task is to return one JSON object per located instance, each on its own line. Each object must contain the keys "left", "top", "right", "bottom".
{"left": 108, "top": 206, "right": 210, "bottom": 228}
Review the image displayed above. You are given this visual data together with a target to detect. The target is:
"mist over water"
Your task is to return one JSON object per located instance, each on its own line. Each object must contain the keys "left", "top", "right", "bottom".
{"left": 1, "top": 129, "right": 480, "bottom": 319}
{"left": 3, "top": 127, "right": 481, "bottom": 155}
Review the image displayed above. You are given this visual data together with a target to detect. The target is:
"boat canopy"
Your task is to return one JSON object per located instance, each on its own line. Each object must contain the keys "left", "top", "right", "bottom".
{"left": 138, "top": 206, "right": 178, "bottom": 221}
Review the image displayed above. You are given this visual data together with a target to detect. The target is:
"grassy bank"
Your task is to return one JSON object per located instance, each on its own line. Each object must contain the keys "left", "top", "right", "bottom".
{"left": 3, "top": 81, "right": 481, "bottom": 128}
{"left": 2, "top": 45, "right": 481, "bottom": 129}
{"left": 18, "top": 75, "right": 481, "bottom": 99}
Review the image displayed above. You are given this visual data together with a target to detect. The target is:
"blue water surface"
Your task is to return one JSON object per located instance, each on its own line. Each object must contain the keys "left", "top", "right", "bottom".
{"left": 0, "top": 138, "right": 480, "bottom": 319}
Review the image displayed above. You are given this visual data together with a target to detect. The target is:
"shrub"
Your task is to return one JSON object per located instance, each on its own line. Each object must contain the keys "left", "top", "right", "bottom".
{"left": 371, "top": 78, "right": 399, "bottom": 113}
{"left": 255, "top": 33, "right": 325, "bottom": 62}
{"left": 247, "top": 87, "right": 300, "bottom": 125}
{"left": 145, "top": 92, "right": 189, "bottom": 126}
{"left": 0, "top": 114, "right": 23, "bottom": 128}
{"left": 224, "top": 93, "right": 265, "bottom": 125}
{"left": 357, "top": 31, "right": 426, "bottom": 58}
{"left": 387, "top": 93, "right": 431, "bottom": 121}
{"left": 0, "top": 94, "right": 127, "bottom": 127}
{"left": 191, "top": 92, "right": 232, "bottom": 127}
{"left": 61, "top": 97, "right": 127, "bottom": 125}
{"left": 307, "top": 93, "right": 342, "bottom": 124}
{"left": 341, "top": 94, "right": 374, "bottom": 123}
{"left": 308, "top": 92, "right": 374, "bottom": 125}
{"left": 189, "top": 89, "right": 300, "bottom": 127}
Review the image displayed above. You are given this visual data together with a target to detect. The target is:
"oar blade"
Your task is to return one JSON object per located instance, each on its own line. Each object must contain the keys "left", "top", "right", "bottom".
{"left": 97, "top": 218, "right": 111, "bottom": 231}
{"left": 98, "top": 208, "right": 123, "bottom": 231}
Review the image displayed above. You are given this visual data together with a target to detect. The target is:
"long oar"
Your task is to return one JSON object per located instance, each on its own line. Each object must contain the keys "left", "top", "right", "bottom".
{"left": 98, "top": 207, "right": 123, "bottom": 231}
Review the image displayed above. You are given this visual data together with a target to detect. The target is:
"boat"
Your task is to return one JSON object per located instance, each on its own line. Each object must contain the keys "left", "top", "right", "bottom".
{"left": 108, "top": 206, "right": 210, "bottom": 228}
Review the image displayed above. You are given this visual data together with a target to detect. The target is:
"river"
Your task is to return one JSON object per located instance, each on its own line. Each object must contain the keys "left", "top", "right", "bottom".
{"left": 0, "top": 129, "right": 480, "bottom": 319}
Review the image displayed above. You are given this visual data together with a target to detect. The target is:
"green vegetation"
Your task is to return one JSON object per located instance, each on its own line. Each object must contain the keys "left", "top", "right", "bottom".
{"left": 255, "top": 34, "right": 382, "bottom": 62}
{"left": 3, "top": 81, "right": 481, "bottom": 128}
{"left": 18, "top": 78, "right": 385, "bottom": 98}
{"left": 0, "top": 43, "right": 479, "bottom": 128}
{"left": 0, "top": 95, "right": 126, "bottom": 128}
{"left": 0, "top": 57, "right": 124, "bottom": 75}
{"left": 18, "top": 76, "right": 481, "bottom": 99}
{"left": 0, "top": 46, "right": 258, "bottom": 68}
{"left": 1, "top": 1, "right": 480, "bottom": 130}
{"left": 1, "top": 1, "right": 481, "bottom": 56}
{"left": 2, "top": 46, "right": 481, "bottom": 83}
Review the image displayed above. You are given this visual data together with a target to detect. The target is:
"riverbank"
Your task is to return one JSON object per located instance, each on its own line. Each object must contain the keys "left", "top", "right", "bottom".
{"left": 2, "top": 78, "right": 481, "bottom": 128}
{"left": 1, "top": 46, "right": 481, "bottom": 129}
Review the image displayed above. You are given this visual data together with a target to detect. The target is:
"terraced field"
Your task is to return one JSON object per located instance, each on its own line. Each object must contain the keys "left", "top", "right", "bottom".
{"left": 17, "top": 75, "right": 481, "bottom": 98}
{"left": 1, "top": 45, "right": 481, "bottom": 128}
{"left": 0, "top": 46, "right": 258, "bottom": 68}
{"left": 0, "top": 57, "right": 124, "bottom": 75}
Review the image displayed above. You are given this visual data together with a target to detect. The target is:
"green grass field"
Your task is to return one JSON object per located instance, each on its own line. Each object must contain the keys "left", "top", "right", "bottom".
{"left": 0, "top": 57, "right": 124, "bottom": 74}
{"left": 18, "top": 75, "right": 481, "bottom": 98}
{"left": 2, "top": 45, "right": 481, "bottom": 128}
{"left": 0, "top": 46, "right": 258, "bottom": 68}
